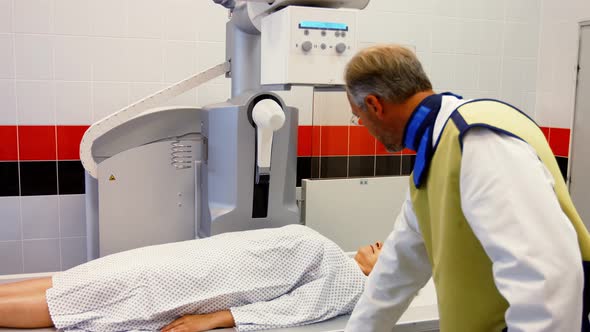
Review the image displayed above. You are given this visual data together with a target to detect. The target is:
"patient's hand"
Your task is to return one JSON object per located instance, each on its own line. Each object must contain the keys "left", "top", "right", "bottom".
{"left": 161, "top": 310, "right": 235, "bottom": 332}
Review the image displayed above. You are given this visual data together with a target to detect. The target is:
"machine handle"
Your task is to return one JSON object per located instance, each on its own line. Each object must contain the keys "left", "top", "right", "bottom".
{"left": 252, "top": 99, "right": 286, "bottom": 172}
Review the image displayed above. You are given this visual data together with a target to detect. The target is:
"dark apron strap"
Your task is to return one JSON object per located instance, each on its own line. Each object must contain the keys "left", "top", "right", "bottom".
{"left": 582, "top": 261, "right": 590, "bottom": 332}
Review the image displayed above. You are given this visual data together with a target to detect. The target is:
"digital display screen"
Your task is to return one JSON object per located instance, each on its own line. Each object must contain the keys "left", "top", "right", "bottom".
{"left": 298, "top": 21, "right": 349, "bottom": 31}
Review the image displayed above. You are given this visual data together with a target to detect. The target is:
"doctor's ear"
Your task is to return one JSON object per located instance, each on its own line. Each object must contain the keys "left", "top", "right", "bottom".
{"left": 364, "top": 95, "right": 384, "bottom": 119}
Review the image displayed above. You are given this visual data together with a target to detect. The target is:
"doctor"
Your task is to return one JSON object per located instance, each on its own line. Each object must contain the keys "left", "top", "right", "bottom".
{"left": 343, "top": 44, "right": 590, "bottom": 332}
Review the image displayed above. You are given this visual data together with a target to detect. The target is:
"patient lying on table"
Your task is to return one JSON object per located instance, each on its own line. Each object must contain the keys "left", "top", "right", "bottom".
{"left": 0, "top": 224, "right": 383, "bottom": 331}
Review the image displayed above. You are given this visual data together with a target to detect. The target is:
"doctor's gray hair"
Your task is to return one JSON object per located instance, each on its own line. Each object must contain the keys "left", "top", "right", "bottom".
{"left": 345, "top": 45, "right": 432, "bottom": 110}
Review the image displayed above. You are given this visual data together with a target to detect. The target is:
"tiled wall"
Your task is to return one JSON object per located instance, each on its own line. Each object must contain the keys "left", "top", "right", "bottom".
{"left": 0, "top": 0, "right": 230, "bottom": 275}
{"left": 298, "top": 90, "right": 572, "bottom": 187}
{"left": 0, "top": 0, "right": 551, "bottom": 275}
{"left": 536, "top": 0, "right": 590, "bottom": 129}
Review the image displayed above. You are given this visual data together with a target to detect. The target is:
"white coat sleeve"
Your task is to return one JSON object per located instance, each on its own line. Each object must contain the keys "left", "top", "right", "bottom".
{"left": 345, "top": 192, "right": 432, "bottom": 332}
{"left": 460, "top": 128, "right": 584, "bottom": 332}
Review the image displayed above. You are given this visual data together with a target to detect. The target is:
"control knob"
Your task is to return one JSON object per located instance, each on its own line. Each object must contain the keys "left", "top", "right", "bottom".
{"left": 301, "top": 41, "right": 313, "bottom": 52}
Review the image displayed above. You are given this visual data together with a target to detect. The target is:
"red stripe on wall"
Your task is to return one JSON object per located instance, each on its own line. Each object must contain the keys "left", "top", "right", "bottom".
{"left": 311, "top": 126, "right": 321, "bottom": 157}
{"left": 540, "top": 127, "right": 550, "bottom": 142}
{"left": 320, "top": 126, "right": 348, "bottom": 156}
{"left": 0, "top": 126, "right": 18, "bottom": 161}
{"left": 548, "top": 128, "right": 571, "bottom": 157}
{"left": 349, "top": 126, "right": 376, "bottom": 156}
{"left": 297, "top": 126, "right": 312, "bottom": 157}
{"left": 57, "top": 126, "right": 90, "bottom": 160}
{"left": 0, "top": 125, "right": 572, "bottom": 161}
{"left": 18, "top": 126, "right": 57, "bottom": 161}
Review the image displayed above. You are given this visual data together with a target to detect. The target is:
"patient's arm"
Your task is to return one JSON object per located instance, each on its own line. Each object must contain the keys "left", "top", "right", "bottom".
{"left": 229, "top": 275, "right": 358, "bottom": 331}
{"left": 160, "top": 310, "right": 235, "bottom": 332}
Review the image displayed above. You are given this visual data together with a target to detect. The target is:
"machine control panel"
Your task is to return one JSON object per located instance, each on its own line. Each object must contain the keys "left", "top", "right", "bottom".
{"left": 261, "top": 6, "right": 358, "bottom": 85}
{"left": 295, "top": 20, "right": 351, "bottom": 55}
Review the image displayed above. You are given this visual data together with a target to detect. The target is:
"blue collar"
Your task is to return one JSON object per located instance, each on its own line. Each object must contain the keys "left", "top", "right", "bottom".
{"left": 402, "top": 92, "right": 462, "bottom": 188}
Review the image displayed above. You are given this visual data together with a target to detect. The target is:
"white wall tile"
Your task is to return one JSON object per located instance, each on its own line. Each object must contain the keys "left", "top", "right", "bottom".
{"left": 578, "top": 0, "right": 590, "bottom": 17}
{"left": 197, "top": 42, "right": 226, "bottom": 84}
{"left": 416, "top": 51, "right": 432, "bottom": 78}
{"left": 89, "top": 0, "right": 127, "bottom": 37}
{"left": 92, "top": 38, "right": 131, "bottom": 82}
{"left": 164, "top": 0, "right": 200, "bottom": 41}
{"left": 14, "top": 34, "right": 54, "bottom": 80}
{"left": 54, "top": 36, "right": 92, "bottom": 81}
{"left": 0, "top": 197, "right": 21, "bottom": 241}
{"left": 500, "top": 58, "right": 526, "bottom": 109}
{"left": 197, "top": 83, "right": 230, "bottom": 107}
{"left": 21, "top": 195, "right": 59, "bottom": 239}
{"left": 23, "top": 239, "right": 60, "bottom": 273}
{"left": 58, "top": 195, "right": 86, "bottom": 238}
{"left": 406, "top": 19, "right": 432, "bottom": 53}
{"left": 0, "top": 79, "right": 17, "bottom": 124}
{"left": 16, "top": 80, "right": 56, "bottom": 125}
{"left": 456, "top": 0, "right": 483, "bottom": 19}
{"left": 505, "top": 0, "right": 540, "bottom": 23}
{"left": 92, "top": 82, "right": 129, "bottom": 121}
{"left": 275, "top": 86, "right": 314, "bottom": 126}
{"left": 127, "top": 39, "right": 164, "bottom": 83}
{"left": 312, "top": 90, "right": 350, "bottom": 126}
{"left": 128, "top": 0, "right": 164, "bottom": 39}
{"left": 433, "top": 0, "right": 457, "bottom": 17}
{"left": 432, "top": 17, "right": 458, "bottom": 54}
{"left": 0, "top": 34, "right": 14, "bottom": 79}
{"left": 478, "top": 90, "right": 501, "bottom": 99}
{"left": 0, "top": 242, "right": 23, "bottom": 275}
{"left": 523, "top": 91, "right": 536, "bottom": 119}
{"left": 358, "top": 11, "right": 397, "bottom": 43}
{"left": 503, "top": 22, "right": 539, "bottom": 58}
{"left": 481, "top": 0, "right": 506, "bottom": 21}
{"left": 521, "top": 59, "right": 538, "bottom": 93}
{"left": 168, "top": 90, "right": 199, "bottom": 106}
{"left": 56, "top": 82, "right": 92, "bottom": 125}
{"left": 129, "top": 82, "right": 165, "bottom": 102}
{"left": 454, "top": 54, "right": 479, "bottom": 89}
{"left": 14, "top": 0, "right": 53, "bottom": 34}
{"left": 60, "top": 237, "right": 86, "bottom": 270}
{"left": 387, "top": 14, "right": 413, "bottom": 46}
{"left": 129, "top": 82, "right": 197, "bottom": 107}
{"left": 196, "top": 1, "right": 228, "bottom": 42}
{"left": 430, "top": 53, "right": 456, "bottom": 90}
{"left": 367, "top": 0, "right": 410, "bottom": 13}
{"left": 0, "top": 0, "right": 13, "bottom": 33}
{"left": 54, "top": 0, "right": 91, "bottom": 35}
{"left": 479, "top": 21, "right": 504, "bottom": 56}
{"left": 456, "top": 20, "right": 480, "bottom": 55}
{"left": 478, "top": 56, "right": 502, "bottom": 91}
{"left": 406, "top": 0, "right": 433, "bottom": 15}
{"left": 164, "top": 41, "right": 198, "bottom": 83}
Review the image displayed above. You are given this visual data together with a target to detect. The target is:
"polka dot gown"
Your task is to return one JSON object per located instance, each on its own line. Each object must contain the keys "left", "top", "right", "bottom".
{"left": 46, "top": 225, "right": 366, "bottom": 331}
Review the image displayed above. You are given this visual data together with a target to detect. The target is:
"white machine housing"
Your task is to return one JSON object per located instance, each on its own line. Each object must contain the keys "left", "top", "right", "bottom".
{"left": 261, "top": 6, "right": 358, "bottom": 85}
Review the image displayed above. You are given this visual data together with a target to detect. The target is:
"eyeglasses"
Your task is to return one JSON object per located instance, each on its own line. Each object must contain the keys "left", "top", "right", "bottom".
{"left": 350, "top": 114, "right": 361, "bottom": 126}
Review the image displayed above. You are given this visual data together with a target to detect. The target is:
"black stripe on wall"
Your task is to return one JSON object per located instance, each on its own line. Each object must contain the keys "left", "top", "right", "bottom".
{"left": 349, "top": 156, "right": 375, "bottom": 177}
{"left": 58, "top": 161, "right": 86, "bottom": 195}
{"left": 555, "top": 157, "right": 569, "bottom": 182}
{"left": 320, "top": 156, "right": 348, "bottom": 179}
{"left": 20, "top": 161, "right": 58, "bottom": 196}
{"left": 0, "top": 162, "right": 19, "bottom": 197}
{"left": 376, "top": 155, "right": 402, "bottom": 176}
{"left": 297, "top": 157, "right": 312, "bottom": 187}
{"left": 401, "top": 155, "right": 416, "bottom": 176}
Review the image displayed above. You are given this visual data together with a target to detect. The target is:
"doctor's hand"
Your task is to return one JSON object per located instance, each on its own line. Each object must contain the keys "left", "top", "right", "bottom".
{"left": 161, "top": 310, "right": 235, "bottom": 332}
